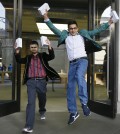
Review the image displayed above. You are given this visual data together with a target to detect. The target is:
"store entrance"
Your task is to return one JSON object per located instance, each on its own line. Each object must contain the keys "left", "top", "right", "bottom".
{"left": 87, "top": 0, "right": 116, "bottom": 118}
{"left": 0, "top": 0, "right": 117, "bottom": 118}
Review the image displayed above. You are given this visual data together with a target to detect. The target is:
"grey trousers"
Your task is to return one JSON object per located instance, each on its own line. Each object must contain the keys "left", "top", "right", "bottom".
{"left": 25, "top": 78, "right": 47, "bottom": 129}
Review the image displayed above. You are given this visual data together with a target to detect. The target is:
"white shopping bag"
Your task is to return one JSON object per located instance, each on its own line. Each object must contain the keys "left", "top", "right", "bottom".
{"left": 15, "top": 38, "right": 22, "bottom": 48}
{"left": 110, "top": 10, "right": 119, "bottom": 23}
{"left": 40, "top": 36, "right": 49, "bottom": 46}
{"left": 38, "top": 3, "right": 50, "bottom": 15}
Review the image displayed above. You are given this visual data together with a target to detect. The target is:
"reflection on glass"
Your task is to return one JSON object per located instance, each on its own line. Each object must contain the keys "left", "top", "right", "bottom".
{"left": 90, "top": 1, "right": 112, "bottom": 105}
{"left": 0, "top": 1, "right": 13, "bottom": 101}
{"left": 0, "top": 2, "right": 5, "bottom": 30}
{"left": 91, "top": 28, "right": 111, "bottom": 105}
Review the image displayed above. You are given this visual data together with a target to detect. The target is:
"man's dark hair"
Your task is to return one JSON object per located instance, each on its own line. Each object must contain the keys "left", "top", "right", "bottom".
{"left": 68, "top": 20, "right": 78, "bottom": 28}
{"left": 30, "top": 40, "right": 39, "bottom": 46}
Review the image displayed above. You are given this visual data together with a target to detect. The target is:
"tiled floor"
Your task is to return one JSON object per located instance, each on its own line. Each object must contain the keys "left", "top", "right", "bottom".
{"left": 0, "top": 112, "right": 120, "bottom": 134}
{"left": 0, "top": 83, "right": 120, "bottom": 134}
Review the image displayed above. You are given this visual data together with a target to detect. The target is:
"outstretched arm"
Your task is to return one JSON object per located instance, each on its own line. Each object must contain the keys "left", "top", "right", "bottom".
{"left": 87, "top": 17, "right": 113, "bottom": 37}
{"left": 43, "top": 11, "right": 62, "bottom": 36}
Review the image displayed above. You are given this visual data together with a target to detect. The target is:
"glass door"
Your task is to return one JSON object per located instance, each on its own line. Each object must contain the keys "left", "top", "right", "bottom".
{"left": 0, "top": 0, "right": 22, "bottom": 116}
{"left": 88, "top": 0, "right": 116, "bottom": 118}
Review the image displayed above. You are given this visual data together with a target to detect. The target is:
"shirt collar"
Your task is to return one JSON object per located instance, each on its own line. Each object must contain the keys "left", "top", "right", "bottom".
{"left": 32, "top": 53, "right": 39, "bottom": 58}
{"left": 69, "top": 32, "right": 79, "bottom": 36}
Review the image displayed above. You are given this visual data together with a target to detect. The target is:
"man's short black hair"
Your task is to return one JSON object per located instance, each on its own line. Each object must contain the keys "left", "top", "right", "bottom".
{"left": 68, "top": 20, "right": 78, "bottom": 28}
{"left": 30, "top": 40, "right": 39, "bottom": 46}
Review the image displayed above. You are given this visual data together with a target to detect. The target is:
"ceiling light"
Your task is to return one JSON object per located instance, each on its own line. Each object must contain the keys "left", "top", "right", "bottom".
{"left": 36, "top": 23, "right": 68, "bottom": 35}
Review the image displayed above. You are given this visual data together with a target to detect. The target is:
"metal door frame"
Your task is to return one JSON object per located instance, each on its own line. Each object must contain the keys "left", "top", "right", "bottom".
{"left": 87, "top": 0, "right": 116, "bottom": 118}
{"left": 0, "top": 0, "right": 22, "bottom": 117}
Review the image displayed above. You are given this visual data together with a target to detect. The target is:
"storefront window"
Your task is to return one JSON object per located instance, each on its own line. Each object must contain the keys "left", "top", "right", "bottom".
{"left": 0, "top": 1, "right": 14, "bottom": 101}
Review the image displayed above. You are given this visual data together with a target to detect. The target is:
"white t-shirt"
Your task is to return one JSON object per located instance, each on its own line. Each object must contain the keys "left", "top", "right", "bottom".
{"left": 65, "top": 34, "right": 87, "bottom": 61}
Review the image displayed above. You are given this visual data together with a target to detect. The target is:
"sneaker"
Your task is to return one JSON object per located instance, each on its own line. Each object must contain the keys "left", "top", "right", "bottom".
{"left": 82, "top": 104, "right": 91, "bottom": 116}
{"left": 22, "top": 127, "right": 33, "bottom": 133}
{"left": 40, "top": 113, "right": 46, "bottom": 120}
{"left": 68, "top": 112, "right": 79, "bottom": 125}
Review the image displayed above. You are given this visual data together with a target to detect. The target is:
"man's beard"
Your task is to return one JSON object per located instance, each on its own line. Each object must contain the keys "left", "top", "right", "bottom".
{"left": 32, "top": 51, "right": 38, "bottom": 55}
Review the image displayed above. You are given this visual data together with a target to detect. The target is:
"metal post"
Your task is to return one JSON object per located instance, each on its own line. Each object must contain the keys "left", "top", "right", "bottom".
{"left": 18, "top": 0, "right": 22, "bottom": 37}
{"left": 12, "top": 0, "right": 17, "bottom": 100}
{"left": 16, "top": 0, "right": 22, "bottom": 110}
{"left": 115, "top": 0, "right": 120, "bottom": 113}
{"left": 88, "top": 0, "right": 92, "bottom": 99}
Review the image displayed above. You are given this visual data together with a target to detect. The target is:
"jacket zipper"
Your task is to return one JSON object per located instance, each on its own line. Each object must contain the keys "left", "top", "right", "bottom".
{"left": 41, "top": 56, "right": 58, "bottom": 76}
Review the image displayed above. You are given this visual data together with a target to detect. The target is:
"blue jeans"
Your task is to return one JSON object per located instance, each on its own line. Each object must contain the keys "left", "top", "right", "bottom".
{"left": 67, "top": 58, "right": 88, "bottom": 114}
{"left": 25, "top": 78, "right": 47, "bottom": 129}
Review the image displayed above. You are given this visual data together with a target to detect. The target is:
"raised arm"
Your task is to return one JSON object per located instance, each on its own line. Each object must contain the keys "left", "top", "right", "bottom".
{"left": 43, "top": 11, "right": 49, "bottom": 21}
{"left": 87, "top": 17, "right": 113, "bottom": 37}
{"left": 14, "top": 43, "right": 27, "bottom": 64}
{"left": 43, "top": 11, "right": 62, "bottom": 36}
{"left": 45, "top": 38, "right": 55, "bottom": 61}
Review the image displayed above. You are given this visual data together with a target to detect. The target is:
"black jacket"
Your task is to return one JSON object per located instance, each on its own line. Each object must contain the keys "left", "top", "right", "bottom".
{"left": 15, "top": 48, "right": 60, "bottom": 84}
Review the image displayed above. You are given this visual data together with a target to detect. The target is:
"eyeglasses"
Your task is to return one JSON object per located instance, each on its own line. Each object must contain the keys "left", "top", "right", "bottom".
{"left": 69, "top": 27, "right": 78, "bottom": 30}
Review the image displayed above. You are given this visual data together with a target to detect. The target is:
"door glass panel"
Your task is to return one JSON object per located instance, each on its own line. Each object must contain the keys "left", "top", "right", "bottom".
{"left": 90, "top": 0, "right": 111, "bottom": 105}
{"left": 0, "top": 0, "right": 15, "bottom": 101}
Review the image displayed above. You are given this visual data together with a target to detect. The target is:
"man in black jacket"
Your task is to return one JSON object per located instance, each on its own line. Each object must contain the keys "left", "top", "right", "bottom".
{"left": 14, "top": 40, "right": 60, "bottom": 133}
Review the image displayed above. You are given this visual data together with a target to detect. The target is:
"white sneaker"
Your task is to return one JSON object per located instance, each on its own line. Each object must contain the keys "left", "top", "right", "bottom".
{"left": 40, "top": 113, "right": 46, "bottom": 120}
{"left": 22, "top": 127, "right": 33, "bottom": 133}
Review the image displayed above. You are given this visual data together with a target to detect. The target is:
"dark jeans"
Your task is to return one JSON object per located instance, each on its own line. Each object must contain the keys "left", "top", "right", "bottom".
{"left": 25, "top": 78, "right": 47, "bottom": 129}
{"left": 37, "top": 93, "right": 46, "bottom": 114}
